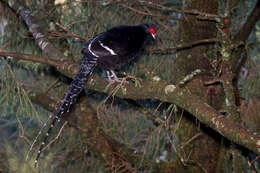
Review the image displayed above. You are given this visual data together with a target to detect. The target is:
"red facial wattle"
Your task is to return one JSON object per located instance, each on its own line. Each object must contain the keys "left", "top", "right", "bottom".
{"left": 148, "top": 27, "right": 156, "bottom": 39}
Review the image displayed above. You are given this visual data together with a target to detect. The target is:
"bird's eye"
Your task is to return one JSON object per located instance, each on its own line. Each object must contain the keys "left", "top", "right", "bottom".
{"left": 148, "top": 27, "right": 156, "bottom": 34}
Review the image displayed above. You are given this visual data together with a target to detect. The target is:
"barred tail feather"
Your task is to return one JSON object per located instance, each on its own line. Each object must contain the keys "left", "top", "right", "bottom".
{"left": 25, "top": 114, "right": 53, "bottom": 161}
{"left": 32, "top": 55, "right": 97, "bottom": 167}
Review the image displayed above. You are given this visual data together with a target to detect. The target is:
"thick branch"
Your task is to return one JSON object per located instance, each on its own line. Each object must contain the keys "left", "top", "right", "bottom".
{"left": 146, "top": 38, "right": 219, "bottom": 53}
{"left": 3, "top": 0, "right": 67, "bottom": 61}
{"left": 233, "top": 0, "right": 260, "bottom": 43}
{"left": 231, "top": 0, "right": 260, "bottom": 78}
{"left": 82, "top": 74, "right": 260, "bottom": 154}
{"left": 13, "top": 51, "right": 260, "bottom": 155}
{"left": 0, "top": 51, "right": 60, "bottom": 66}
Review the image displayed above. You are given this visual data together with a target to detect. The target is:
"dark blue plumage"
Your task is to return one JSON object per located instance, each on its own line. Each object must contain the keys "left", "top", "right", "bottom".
{"left": 33, "top": 55, "right": 97, "bottom": 167}
{"left": 29, "top": 24, "right": 157, "bottom": 167}
{"left": 83, "top": 24, "right": 156, "bottom": 69}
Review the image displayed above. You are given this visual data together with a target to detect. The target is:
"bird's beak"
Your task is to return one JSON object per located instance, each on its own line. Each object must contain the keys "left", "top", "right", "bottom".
{"left": 152, "top": 33, "right": 156, "bottom": 39}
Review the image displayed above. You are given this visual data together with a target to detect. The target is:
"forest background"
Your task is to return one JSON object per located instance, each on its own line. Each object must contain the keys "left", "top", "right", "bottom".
{"left": 0, "top": 0, "right": 260, "bottom": 172}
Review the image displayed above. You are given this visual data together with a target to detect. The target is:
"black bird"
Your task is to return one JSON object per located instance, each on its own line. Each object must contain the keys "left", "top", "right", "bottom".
{"left": 28, "top": 23, "right": 157, "bottom": 167}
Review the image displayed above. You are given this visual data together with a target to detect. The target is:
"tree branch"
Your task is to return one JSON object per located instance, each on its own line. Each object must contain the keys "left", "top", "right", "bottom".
{"left": 3, "top": 0, "right": 67, "bottom": 61}
{"left": 233, "top": 0, "right": 260, "bottom": 43}
{"left": 138, "top": 1, "right": 220, "bottom": 22}
{"left": 231, "top": 0, "right": 260, "bottom": 71}
{"left": 0, "top": 51, "right": 60, "bottom": 66}
{"left": 3, "top": 0, "right": 260, "bottom": 156}
{"left": 119, "top": 3, "right": 181, "bottom": 21}
{"left": 146, "top": 38, "right": 219, "bottom": 53}
{"left": 82, "top": 74, "right": 260, "bottom": 154}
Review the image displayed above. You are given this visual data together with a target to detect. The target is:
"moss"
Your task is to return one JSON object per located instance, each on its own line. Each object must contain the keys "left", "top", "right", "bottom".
{"left": 164, "top": 85, "right": 176, "bottom": 94}
{"left": 152, "top": 75, "right": 161, "bottom": 82}
{"left": 257, "top": 140, "right": 260, "bottom": 152}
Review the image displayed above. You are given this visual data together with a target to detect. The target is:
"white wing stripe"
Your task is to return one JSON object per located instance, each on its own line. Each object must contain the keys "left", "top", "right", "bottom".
{"left": 88, "top": 39, "right": 99, "bottom": 57}
{"left": 99, "top": 41, "right": 117, "bottom": 55}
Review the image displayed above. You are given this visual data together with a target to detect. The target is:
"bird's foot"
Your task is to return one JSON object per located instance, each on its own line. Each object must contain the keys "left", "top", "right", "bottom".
{"left": 107, "top": 75, "right": 123, "bottom": 83}
{"left": 106, "top": 70, "right": 128, "bottom": 84}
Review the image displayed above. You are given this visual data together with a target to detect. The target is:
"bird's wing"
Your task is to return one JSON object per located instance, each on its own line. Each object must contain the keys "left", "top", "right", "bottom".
{"left": 85, "top": 26, "right": 146, "bottom": 58}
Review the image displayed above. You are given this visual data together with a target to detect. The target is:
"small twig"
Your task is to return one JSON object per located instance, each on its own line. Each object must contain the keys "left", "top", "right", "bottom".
{"left": 16, "top": 112, "right": 31, "bottom": 146}
{"left": 43, "top": 79, "right": 60, "bottom": 94}
{"left": 192, "top": 160, "right": 209, "bottom": 173}
{"left": 119, "top": 4, "right": 181, "bottom": 21}
{"left": 55, "top": 22, "right": 87, "bottom": 41}
{"left": 0, "top": 41, "right": 12, "bottom": 51}
{"left": 41, "top": 121, "right": 68, "bottom": 152}
{"left": 97, "top": 75, "right": 136, "bottom": 116}
{"left": 4, "top": 61, "right": 35, "bottom": 157}
{"left": 204, "top": 79, "right": 221, "bottom": 86}
{"left": 0, "top": 51, "right": 60, "bottom": 66}
{"left": 181, "top": 133, "right": 202, "bottom": 149}
{"left": 140, "top": 1, "right": 219, "bottom": 16}
{"left": 250, "top": 155, "right": 260, "bottom": 165}
{"left": 166, "top": 110, "right": 187, "bottom": 166}
{"left": 146, "top": 38, "right": 220, "bottom": 53}
{"left": 154, "top": 102, "right": 164, "bottom": 113}
{"left": 247, "top": 156, "right": 259, "bottom": 173}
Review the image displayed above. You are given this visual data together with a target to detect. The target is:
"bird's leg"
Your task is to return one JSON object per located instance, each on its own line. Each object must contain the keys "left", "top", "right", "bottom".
{"left": 110, "top": 70, "right": 122, "bottom": 82}
{"left": 106, "top": 71, "right": 113, "bottom": 82}
{"left": 106, "top": 70, "right": 123, "bottom": 83}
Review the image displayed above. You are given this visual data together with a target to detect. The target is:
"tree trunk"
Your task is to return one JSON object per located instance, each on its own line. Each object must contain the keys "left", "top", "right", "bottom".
{"left": 173, "top": 0, "right": 221, "bottom": 172}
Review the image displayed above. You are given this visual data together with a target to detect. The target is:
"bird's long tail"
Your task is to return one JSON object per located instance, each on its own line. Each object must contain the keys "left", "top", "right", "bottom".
{"left": 27, "top": 55, "right": 97, "bottom": 167}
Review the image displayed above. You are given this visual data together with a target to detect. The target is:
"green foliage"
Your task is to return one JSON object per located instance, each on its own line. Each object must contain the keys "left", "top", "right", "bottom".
{"left": 99, "top": 101, "right": 174, "bottom": 167}
{"left": 0, "top": 60, "right": 39, "bottom": 119}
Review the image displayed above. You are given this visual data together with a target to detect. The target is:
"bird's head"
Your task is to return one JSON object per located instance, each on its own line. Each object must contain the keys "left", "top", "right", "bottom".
{"left": 142, "top": 23, "right": 157, "bottom": 40}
